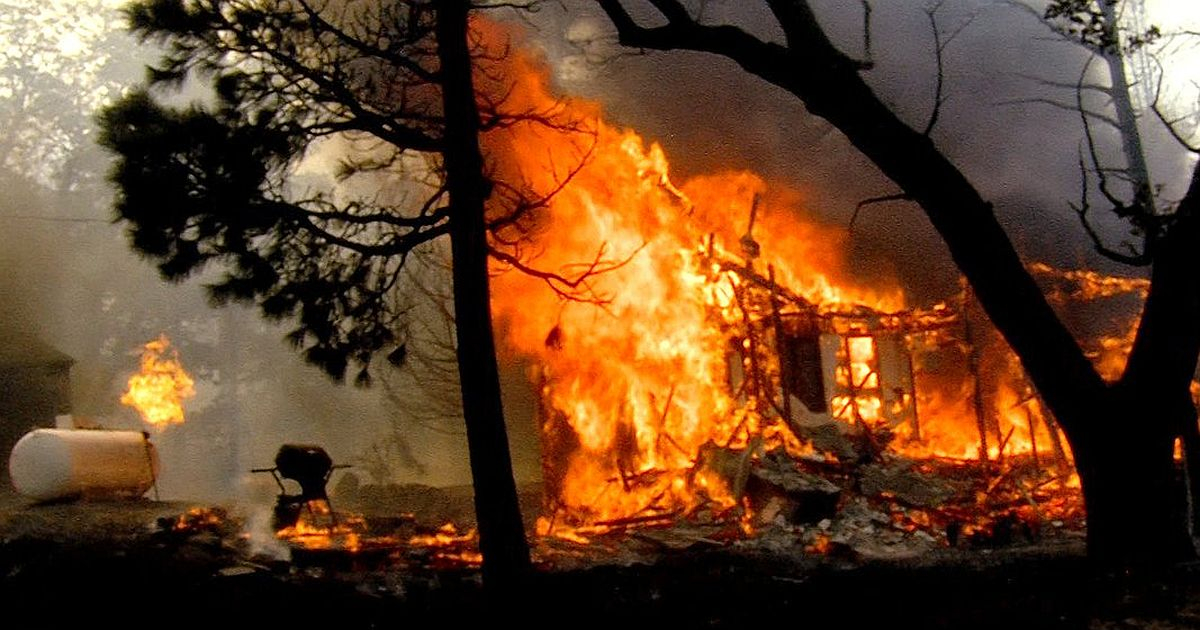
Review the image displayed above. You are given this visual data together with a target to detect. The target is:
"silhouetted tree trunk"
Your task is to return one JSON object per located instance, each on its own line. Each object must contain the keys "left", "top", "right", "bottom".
{"left": 596, "top": 0, "right": 1200, "bottom": 568}
{"left": 99, "top": 0, "right": 534, "bottom": 584}
{"left": 1092, "top": 175, "right": 1200, "bottom": 565}
{"left": 437, "top": 0, "right": 532, "bottom": 589}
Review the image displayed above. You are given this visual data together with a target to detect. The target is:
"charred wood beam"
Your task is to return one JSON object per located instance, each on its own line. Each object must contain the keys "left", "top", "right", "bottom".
{"left": 594, "top": 511, "right": 681, "bottom": 529}
{"left": 705, "top": 242, "right": 960, "bottom": 334}
{"left": 960, "top": 283, "right": 992, "bottom": 472}
{"left": 768, "top": 265, "right": 793, "bottom": 424}
{"left": 734, "top": 281, "right": 767, "bottom": 412}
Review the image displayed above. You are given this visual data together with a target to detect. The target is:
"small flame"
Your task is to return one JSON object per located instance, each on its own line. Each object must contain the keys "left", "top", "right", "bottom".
{"left": 120, "top": 334, "right": 195, "bottom": 430}
{"left": 832, "top": 336, "right": 883, "bottom": 425}
{"left": 408, "top": 523, "right": 483, "bottom": 566}
{"left": 172, "top": 506, "right": 226, "bottom": 532}
{"left": 275, "top": 501, "right": 366, "bottom": 552}
{"left": 408, "top": 522, "right": 477, "bottom": 547}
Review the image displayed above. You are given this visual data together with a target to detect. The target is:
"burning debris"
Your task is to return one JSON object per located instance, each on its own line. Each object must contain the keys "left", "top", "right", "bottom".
{"left": 164, "top": 506, "right": 229, "bottom": 535}
{"left": 242, "top": 445, "right": 484, "bottom": 571}
{"left": 407, "top": 523, "right": 483, "bottom": 568}
{"left": 253, "top": 444, "right": 349, "bottom": 530}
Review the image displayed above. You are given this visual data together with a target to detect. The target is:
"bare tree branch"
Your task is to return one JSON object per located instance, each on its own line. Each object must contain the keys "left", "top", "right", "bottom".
{"left": 860, "top": 0, "right": 874, "bottom": 67}
{"left": 1070, "top": 145, "right": 1152, "bottom": 265}
{"left": 923, "top": 2, "right": 948, "bottom": 136}
{"left": 1012, "top": 71, "right": 1112, "bottom": 94}
{"left": 1148, "top": 54, "right": 1200, "bottom": 153}
{"left": 996, "top": 96, "right": 1121, "bottom": 128}
{"left": 849, "top": 192, "right": 912, "bottom": 229}
{"left": 488, "top": 241, "right": 646, "bottom": 305}
{"left": 922, "top": 1, "right": 977, "bottom": 137}
{"left": 295, "top": 0, "right": 440, "bottom": 83}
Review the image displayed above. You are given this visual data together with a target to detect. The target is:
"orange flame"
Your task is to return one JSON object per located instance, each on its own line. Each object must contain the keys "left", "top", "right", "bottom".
{"left": 831, "top": 336, "right": 883, "bottom": 424}
{"left": 408, "top": 522, "right": 477, "bottom": 547}
{"left": 472, "top": 20, "right": 1085, "bottom": 533}
{"left": 478, "top": 24, "right": 900, "bottom": 528}
{"left": 120, "top": 334, "right": 195, "bottom": 430}
{"left": 408, "top": 523, "right": 483, "bottom": 566}
{"left": 275, "top": 500, "right": 366, "bottom": 551}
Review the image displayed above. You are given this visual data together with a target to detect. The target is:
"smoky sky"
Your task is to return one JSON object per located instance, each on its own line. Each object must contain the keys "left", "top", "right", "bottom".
{"left": 516, "top": 0, "right": 1196, "bottom": 305}
{"left": 0, "top": 14, "right": 471, "bottom": 494}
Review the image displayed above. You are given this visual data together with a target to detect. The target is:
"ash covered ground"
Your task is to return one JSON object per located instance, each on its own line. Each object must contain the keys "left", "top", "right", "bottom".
{"left": 2, "top": 484, "right": 1200, "bottom": 630}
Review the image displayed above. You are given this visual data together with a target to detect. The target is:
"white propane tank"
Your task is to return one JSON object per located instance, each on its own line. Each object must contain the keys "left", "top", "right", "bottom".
{"left": 8, "top": 429, "right": 159, "bottom": 501}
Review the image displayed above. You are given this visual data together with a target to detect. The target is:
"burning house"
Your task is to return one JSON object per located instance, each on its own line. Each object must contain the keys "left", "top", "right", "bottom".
{"left": 525, "top": 214, "right": 1084, "bottom": 538}
{"left": 9, "top": 16, "right": 1156, "bottom": 569}
{"left": 521, "top": 209, "right": 1115, "bottom": 545}
{"left": 474, "top": 33, "right": 1122, "bottom": 541}
{"left": 694, "top": 222, "right": 954, "bottom": 459}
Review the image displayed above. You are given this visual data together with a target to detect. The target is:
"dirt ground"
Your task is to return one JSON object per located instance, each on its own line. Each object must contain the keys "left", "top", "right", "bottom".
{"left": 2, "top": 487, "right": 1200, "bottom": 630}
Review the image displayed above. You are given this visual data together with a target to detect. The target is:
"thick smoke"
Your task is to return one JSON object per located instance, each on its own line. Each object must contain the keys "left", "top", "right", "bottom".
{"left": 0, "top": 3, "right": 481, "bottom": 501}
{"left": 515, "top": 0, "right": 1198, "bottom": 344}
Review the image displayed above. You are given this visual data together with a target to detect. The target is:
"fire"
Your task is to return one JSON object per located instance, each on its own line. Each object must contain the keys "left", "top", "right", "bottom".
{"left": 479, "top": 24, "right": 902, "bottom": 529}
{"left": 268, "top": 502, "right": 483, "bottom": 566}
{"left": 172, "top": 506, "right": 226, "bottom": 533}
{"left": 831, "top": 336, "right": 883, "bottom": 425}
{"left": 897, "top": 349, "right": 1075, "bottom": 464}
{"left": 471, "top": 21, "right": 1096, "bottom": 535}
{"left": 120, "top": 334, "right": 195, "bottom": 429}
{"left": 408, "top": 523, "right": 483, "bottom": 566}
{"left": 275, "top": 500, "right": 366, "bottom": 552}
{"left": 408, "top": 522, "right": 476, "bottom": 547}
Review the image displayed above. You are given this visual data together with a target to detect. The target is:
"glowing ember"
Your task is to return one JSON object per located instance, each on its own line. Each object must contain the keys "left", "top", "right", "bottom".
{"left": 171, "top": 506, "right": 227, "bottom": 533}
{"left": 408, "top": 522, "right": 476, "bottom": 547}
{"left": 408, "top": 523, "right": 482, "bottom": 566}
{"left": 120, "top": 334, "right": 195, "bottom": 430}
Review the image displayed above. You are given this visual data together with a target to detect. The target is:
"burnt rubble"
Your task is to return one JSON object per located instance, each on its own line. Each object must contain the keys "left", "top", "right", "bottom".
{"left": 744, "top": 449, "right": 841, "bottom": 525}
{"left": 9, "top": 485, "right": 1198, "bottom": 630}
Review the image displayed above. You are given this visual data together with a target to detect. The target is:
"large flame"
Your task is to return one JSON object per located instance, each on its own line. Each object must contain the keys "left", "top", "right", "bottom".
{"left": 478, "top": 24, "right": 902, "bottom": 528}
{"left": 120, "top": 334, "right": 196, "bottom": 430}
{"left": 470, "top": 20, "right": 1089, "bottom": 532}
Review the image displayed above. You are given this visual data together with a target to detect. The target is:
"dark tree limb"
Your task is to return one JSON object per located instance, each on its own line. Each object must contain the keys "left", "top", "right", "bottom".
{"left": 1148, "top": 55, "right": 1200, "bottom": 153}
{"left": 436, "top": 0, "right": 532, "bottom": 590}
{"left": 1069, "top": 147, "right": 1152, "bottom": 266}
{"left": 849, "top": 192, "right": 912, "bottom": 229}
{"left": 860, "top": 0, "right": 874, "bottom": 68}
{"left": 995, "top": 96, "right": 1121, "bottom": 128}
